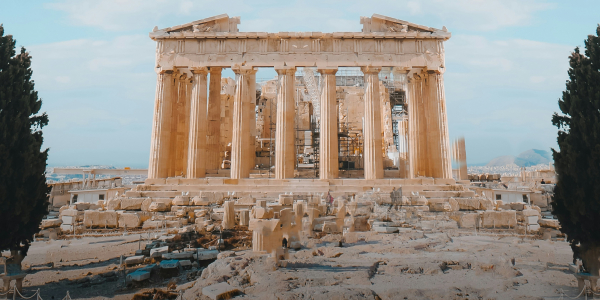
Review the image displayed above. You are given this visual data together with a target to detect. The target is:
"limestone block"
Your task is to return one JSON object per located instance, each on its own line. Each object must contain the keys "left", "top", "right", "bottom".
{"left": 400, "top": 196, "right": 410, "bottom": 206}
{"left": 97, "top": 200, "right": 105, "bottom": 209}
{"left": 239, "top": 210, "right": 250, "bottom": 226}
{"left": 118, "top": 213, "right": 142, "bottom": 228}
{"left": 162, "top": 252, "right": 193, "bottom": 260}
{"left": 222, "top": 201, "right": 236, "bottom": 230}
{"left": 125, "top": 255, "right": 145, "bottom": 265}
{"left": 192, "top": 196, "right": 211, "bottom": 206}
{"left": 348, "top": 216, "right": 370, "bottom": 232}
{"left": 256, "top": 200, "right": 267, "bottom": 208}
{"left": 194, "top": 249, "right": 219, "bottom": 261}
{"left": 211, "top": 213, "right": 223, "bottom": 221}
{"left": 83, "top": 211, "right": 118, "bottom": 228}
{"left": 75, "top": 203, "right": 90, "bottom": 211}
{"left": 120, "top": 198, "right": 144, "bottom": 211}
{"left": 60, "top": 224, "right": 73, "bottom": 232}
{"left": 106, "top": 199, "right": 121, "bottom": 211}
{"left": 127, "top": 270, "right": 150, "bottom": 282}
{"left": 279, "top": 194, "right": 294, "bottom": 206}
{"left": 430, "top": 201, "right": 452, "bottom": 212}
{"left": 509, "top": 202, "right": 526, "bottom": 211}
{"left": 479, "top": 199, "right": 494, "bottom": 211}
{"left": 525, "top": 215, "right": 538, "bottom": 225}
{"left": 458, "top": 213, "right": 478, "bottom": 228}
{"left": 237, "top": 196, "right": 256, "bottom": 205}
{"left": 527, "top": 224, "right": 540, "bottom": 232}
{"left": 322, "top": 221, "right": 340, "bottom": 233}
{"left": 150, "top": 246, "right": 169, "bottom": 258}
{"left": 148, "top": 202, "right": 169, "bottom": 212}
{"left": 538, "top": 219, "right": 560, "bottom": 229}
{"left": 173, "top": 196, "right": 190, "bottom": 206}
{"left": 455, "top": 198, "right": 480, "bottom": 211}
{"left": 411, "top": 196, "right": 428, "bottom": 206}
{"left": 254, "top": 207, "right": 274, "bottom": 219}
{"left": 143, "top": 220, "right": 163, "bottom": 229}
{"left": 38, "top": 227, "right": 61, "bottom": 239}
{"left": 194, "top": 209, "right": 207, "bottom": 218}
{"left": 481, "top": 211, "right": 517, "bottom": 228}
{"left": 166, "top": 220, "right": 184, "bottom": 228}
{"left": 41, "top": 219, "right": 62, "bottom": 229}
{"left": 141, "top": 198, "right": 153, "bottom": 211}
{"left": 88, "top": 203, "right": 101, "bottom": 210}
{"left": 202, "top": 282, "right": 239, "bottom": 300}
{"left": 448, "top": 198, "right": 459, "bottom": 212}
{"left": 374, "top": 226, "right": 398, "bottom": 233}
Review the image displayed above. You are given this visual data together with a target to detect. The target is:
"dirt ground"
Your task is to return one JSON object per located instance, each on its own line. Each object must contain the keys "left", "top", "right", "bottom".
{"left": 4, "top": 228, "right": 582, "bottom": 300}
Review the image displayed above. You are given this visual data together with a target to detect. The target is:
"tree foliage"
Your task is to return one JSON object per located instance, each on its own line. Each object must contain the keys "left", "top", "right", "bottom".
{"left": 552, "top": 25, "right": 600, "bottom": 273}
{"left": 0, "top": 24, "right": 50, "bottom": 255}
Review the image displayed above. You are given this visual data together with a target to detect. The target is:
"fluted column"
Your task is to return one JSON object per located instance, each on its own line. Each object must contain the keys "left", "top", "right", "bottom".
{"left": 231, "top": 66, "right": 256, "bottom": 179}
{"left": 148, "top": 70, "right": 174, "bottom": 179}
{"left": 247, "top": 71, "right": 257, "bottom": 173}
{"left": 274, "top": 66, "right": 296, "bottom": 179}
{"left": 206, "top": 67, "right": 222, "bottom": 172}
{"left": 186, "top": 68, "right": 208, "bottom": 178}
{"left": 318, "top": 68, "right": 338, "bottom": 180}
{"left": 427, "top": 71, "right": 452, "bottom": 178}
{"left": 362, "top": 66, "right": 384, "bottom": 180}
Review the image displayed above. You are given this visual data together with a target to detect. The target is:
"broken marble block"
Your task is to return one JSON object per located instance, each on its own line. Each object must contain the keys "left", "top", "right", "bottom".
{"left": 83, "top": 211, "right": 118, "bottom": 228}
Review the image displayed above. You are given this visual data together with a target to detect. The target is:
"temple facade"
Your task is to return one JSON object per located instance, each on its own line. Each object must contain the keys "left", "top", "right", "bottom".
{"left": 147, "top": 14, "right": 453, "bottom": 181}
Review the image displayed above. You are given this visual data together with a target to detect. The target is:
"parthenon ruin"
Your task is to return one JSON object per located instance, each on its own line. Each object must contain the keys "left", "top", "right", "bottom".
{"left": 147, "top": 13, "right": 453, "bottom": 184}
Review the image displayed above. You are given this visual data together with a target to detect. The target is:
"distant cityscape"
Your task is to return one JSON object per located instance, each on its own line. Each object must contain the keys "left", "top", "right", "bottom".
{"left": 45, "top": 165, "right": 147, "bottom": 185}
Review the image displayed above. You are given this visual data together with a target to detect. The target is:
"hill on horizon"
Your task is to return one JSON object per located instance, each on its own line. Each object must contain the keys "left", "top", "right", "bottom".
{"left": 485, "top": 149, "right": 552, "bottom": 167}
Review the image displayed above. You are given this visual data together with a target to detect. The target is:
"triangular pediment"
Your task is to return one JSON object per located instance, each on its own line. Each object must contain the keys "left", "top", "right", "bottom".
{"left": 155, "top": 14, "right": 240, "bottom": 33}
{"left": 361, "top": 14, "right": 447, "bottom": 34}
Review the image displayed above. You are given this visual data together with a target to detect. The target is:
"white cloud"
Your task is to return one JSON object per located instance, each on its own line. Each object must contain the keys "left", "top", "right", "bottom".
{"left": 446, "top": 34, "right": 572, "bottom": 93}
{"left": 46, "top": 0, "right": 251, "bottom": 31}
{"left": 348, "top": 0, "right": 553, "bottom": 31}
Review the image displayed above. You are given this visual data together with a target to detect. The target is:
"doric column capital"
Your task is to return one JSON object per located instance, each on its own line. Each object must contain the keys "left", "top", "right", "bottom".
{"left": 158, "top": 69, "right": 174, "bottom": 75}
{"left": 317, "top": 67, "right": 338, "bottom": 75}
{"left": 361, "top": 66, "right": 382, "bottom": 75}
{"left": 208, "top": 67, "right": 222, "bottom": 74}
{"left": 275, "top": 66, "right": 296, "bottom": 76}
{"left": 231, "top": 65, "right": 257, "bottom": 75}
{"left": 190, "top": 67, "right": 208, "bottom": 75}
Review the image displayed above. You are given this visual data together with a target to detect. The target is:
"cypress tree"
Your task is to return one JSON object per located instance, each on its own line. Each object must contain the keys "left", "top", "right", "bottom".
{"left": 0, "top": 24, "right": 50, "bottom": 255}
{"left": 552, "top": 25, "right": 600, "bottom": 275}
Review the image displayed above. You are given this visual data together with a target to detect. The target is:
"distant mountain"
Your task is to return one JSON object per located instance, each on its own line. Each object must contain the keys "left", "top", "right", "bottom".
{"left": 486, "top": 155, "right": 516, "bottom": 166}
{"left": 486, "top": 149, "right": 552, "bottom": 167}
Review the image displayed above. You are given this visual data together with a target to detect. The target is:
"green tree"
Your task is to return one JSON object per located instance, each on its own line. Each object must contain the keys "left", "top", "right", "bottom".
{"left": 0, "top": 24, "right": 50, "bottom": 255}
{"left": 552, "top": 25, "right": 600, "bottom": 275}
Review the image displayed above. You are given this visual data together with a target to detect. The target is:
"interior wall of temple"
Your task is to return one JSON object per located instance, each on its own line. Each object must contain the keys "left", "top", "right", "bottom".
{"left": 212, "top": 70, "right": 404, "bottom": 179}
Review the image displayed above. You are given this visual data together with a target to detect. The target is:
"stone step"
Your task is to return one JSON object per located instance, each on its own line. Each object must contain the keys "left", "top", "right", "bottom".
{"left": 416, "top": 191, "right": 475, "bottom": 198}
{"left": 144, "top": 177, "right": 457, "bottom": 187}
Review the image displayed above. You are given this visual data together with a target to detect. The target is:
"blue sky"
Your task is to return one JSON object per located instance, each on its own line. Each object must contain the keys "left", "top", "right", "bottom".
{"left": 1, "top": 0, "right": 598, "bottom": 167}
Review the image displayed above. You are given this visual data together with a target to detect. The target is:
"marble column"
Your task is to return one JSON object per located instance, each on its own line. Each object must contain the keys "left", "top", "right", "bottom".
{"left": 247, "top": 71, "right": 257, "bottom": 173}
{"left": 427, "top": 71, "right": 452, "bottom": 179}
{"left": 318, "top": 68, "right": 338, "bottom": 180}
{"left": 274, "top": 66, "right": 296, "bottom": 179}
{"left": 231, "top": 66, "right": 256, "bottom": 179}
{"left": 362, "top": 66, "right": 384, "bottom": 180}
{"left": 408, "top": 72, "right": 425, "bottom": 178}
{"left": 206, "top": 67, "right": 222, "bottom": 172}
{"left": 186, "top": 68, "right": 208, "bottom": 178}
{"left": 148, "top": 70, "right": 174, "bottom": 179}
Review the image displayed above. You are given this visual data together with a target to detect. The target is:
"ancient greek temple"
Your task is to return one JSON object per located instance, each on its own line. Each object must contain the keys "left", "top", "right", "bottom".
{"left": 147, "top": 14, "right": 453, "bottom": 184}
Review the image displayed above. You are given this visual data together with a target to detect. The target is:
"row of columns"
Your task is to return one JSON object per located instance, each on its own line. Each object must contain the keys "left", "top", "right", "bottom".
{"left": 149, "top": 66, "right": 451, "bottom": 180}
